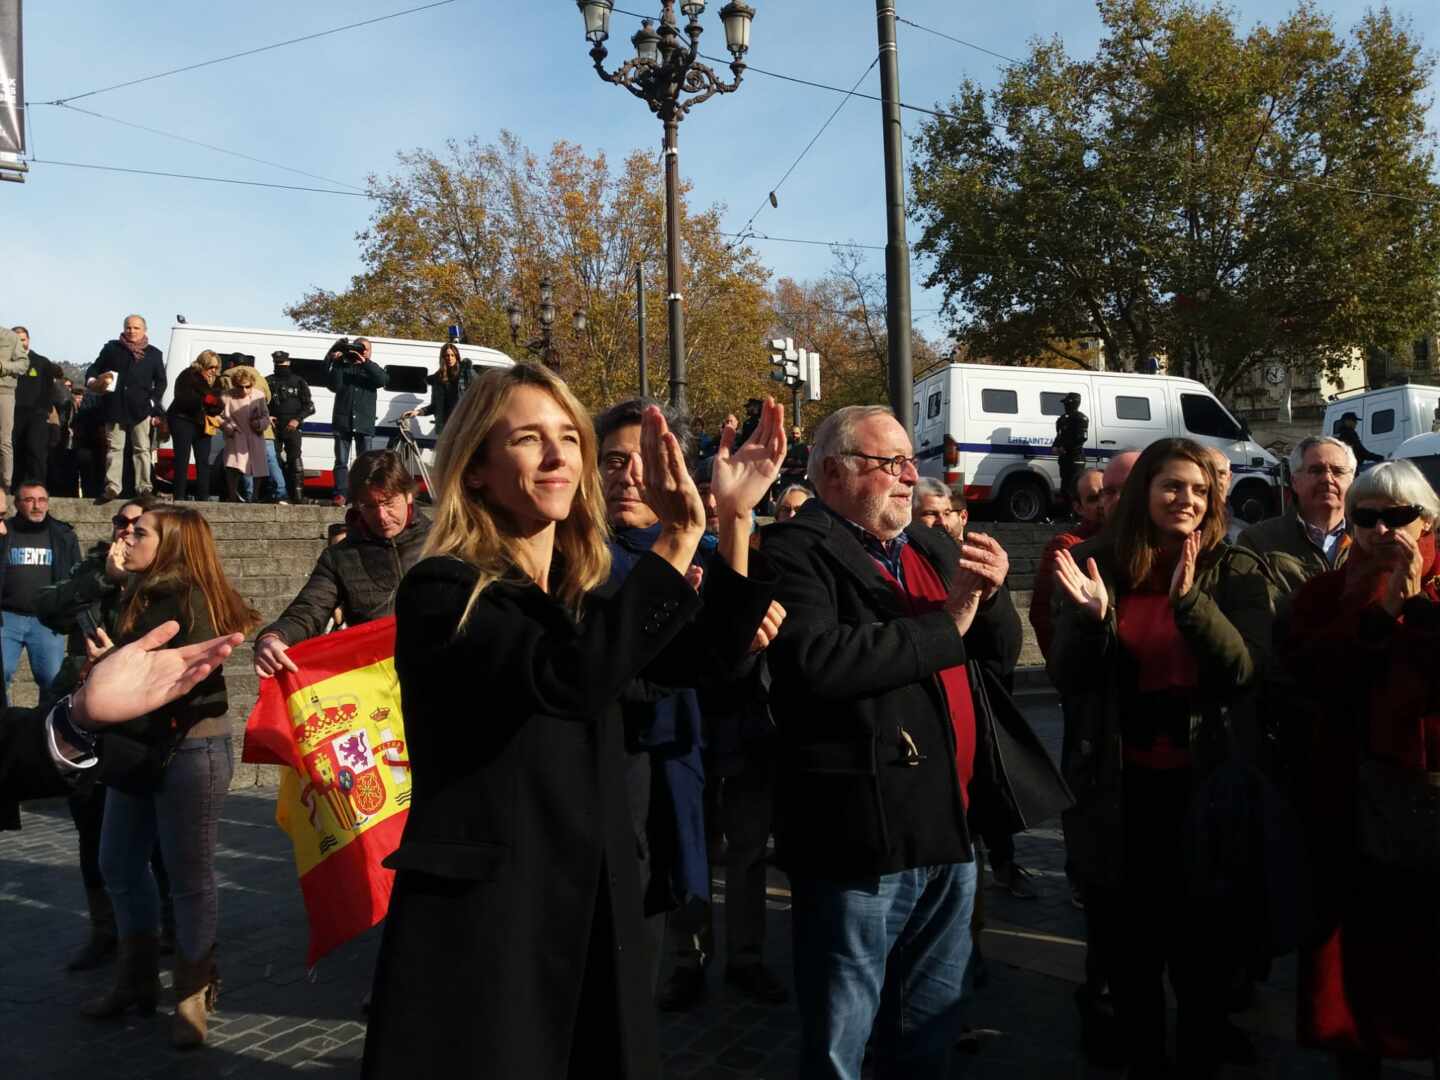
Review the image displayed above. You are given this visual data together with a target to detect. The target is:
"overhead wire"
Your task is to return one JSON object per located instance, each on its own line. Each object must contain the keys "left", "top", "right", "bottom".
{"left": 29, "top": 159, "right": 374, "bottom": 197}
{"left": 40, "top": 102, "right": 365, "bottom": 193}
{"left": 726, "top": 57, "right": 879, "bottom": 252}
{"left": 41, "top": 0, "right": 459, "bottom": 105}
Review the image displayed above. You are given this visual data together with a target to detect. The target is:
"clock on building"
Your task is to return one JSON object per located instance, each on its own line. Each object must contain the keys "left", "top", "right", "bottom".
{"left": 1263, "top": 363, "right": 1286, "bottom": 386}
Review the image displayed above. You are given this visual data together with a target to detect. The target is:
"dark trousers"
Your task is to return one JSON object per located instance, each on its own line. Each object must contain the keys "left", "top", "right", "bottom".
{"left": 74, "top": 446, "right": 102, "bottom": 498}
{"left": 168, "top": 415, "right": 212, "bottom": 502}
{"left": 1058, "top": 454, "right": 1083, "bottom": 515}
{"left": 47, "top": 448, "right": 79, "bottom": 496}
{"left": 12, "top": 411, "right": 51, "bottom": 489}
{"left": 1111, "top": 766, "right": 1228, "bottom": 1067}
{"left": 68, "top": 783, "right": 172, "bottom": 902}
{"left": 275, "top": 425, "right": 304, "bottom": 502}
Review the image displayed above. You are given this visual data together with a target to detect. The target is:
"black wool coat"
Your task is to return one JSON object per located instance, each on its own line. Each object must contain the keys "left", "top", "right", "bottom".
{"left": 362, "top": 550, "right": 775, "bottom": 1080}
{"left": 85, "top": 340, "right": 167, "bottom": 427}
{"left": 762, "top": 501, "right": 1030, "bottom": 878}
{"left": 327, "top": 352, "right": 387, "bottom": 436}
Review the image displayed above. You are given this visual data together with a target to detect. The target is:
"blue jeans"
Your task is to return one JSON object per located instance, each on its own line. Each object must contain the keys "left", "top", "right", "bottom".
{"left": 333, "top": 432, "right": 374, "bottom": 498}
{"left": 791, "top": 861, "right": 978, "bottom": 1080}
{"left": 1, "top": 612, "right": 67, "bottom": 697}
{"left": 100, "top": 736, "right": 233, "bottom": 959}
{"left": 239, "top": 440, "right": 287, "bottom": 501}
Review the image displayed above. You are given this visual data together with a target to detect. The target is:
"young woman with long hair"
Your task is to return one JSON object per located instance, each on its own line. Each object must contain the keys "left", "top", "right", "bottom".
{"left": 401, "top": 341, "right": 473, "bottom": 436}
{"left": 81, "top": 506, "right": 260, "bottom": 1049}
{"left": 1048, "top": 438, "right": 1275, "bottom": 1078}
{"left": 361, "top": 362, "right": 786, "bottom": 1080}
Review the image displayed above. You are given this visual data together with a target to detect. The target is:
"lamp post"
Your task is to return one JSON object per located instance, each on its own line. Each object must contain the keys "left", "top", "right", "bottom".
{"left": 506, "top": 275, "right": 587, "bottom": 373}
{"left": 577, "top": 0, "right": 756, "bottom": 414}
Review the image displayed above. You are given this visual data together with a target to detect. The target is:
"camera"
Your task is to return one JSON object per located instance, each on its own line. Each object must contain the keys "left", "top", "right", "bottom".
{"left": 330, "top": 337, "right": 367, "bottom": 364}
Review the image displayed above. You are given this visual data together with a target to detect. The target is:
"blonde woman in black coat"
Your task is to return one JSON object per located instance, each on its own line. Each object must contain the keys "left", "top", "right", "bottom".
{"left": 361, "top": 363, "right": 786, "bottom": 1080}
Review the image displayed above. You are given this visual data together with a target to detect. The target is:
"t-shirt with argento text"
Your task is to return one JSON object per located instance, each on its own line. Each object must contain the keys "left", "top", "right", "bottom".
{"left": 2, "top": 517, "right": 57, "bottom": 615}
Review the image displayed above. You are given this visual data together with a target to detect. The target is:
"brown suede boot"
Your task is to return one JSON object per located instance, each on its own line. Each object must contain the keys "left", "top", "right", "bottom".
{"left": 172, "top": 947, "right": 219, "bottom": 1049}
{"left": 66, "top": 888, "right": 118, "bottom": 972}
{"left": 79, "top": 934, "right": 160, "bottom": 1019}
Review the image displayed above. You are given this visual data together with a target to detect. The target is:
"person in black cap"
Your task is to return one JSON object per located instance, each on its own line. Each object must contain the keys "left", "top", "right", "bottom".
{"left": 268, "top": 351, "right": 314, "bottom": 503}
{"left": 1053, "top": 391, "right": 1089, "bottom": 519}
{"left": 1334, "top": 411, "right": 1383, "bottom": 468}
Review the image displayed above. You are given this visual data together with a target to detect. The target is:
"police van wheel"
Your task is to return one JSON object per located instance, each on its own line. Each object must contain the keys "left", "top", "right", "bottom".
{"left": 998, "top": 477, "right": 1048, "bottom": 524}
{"left": 1232, "top": 484, "right": 1273, "bottom": 525}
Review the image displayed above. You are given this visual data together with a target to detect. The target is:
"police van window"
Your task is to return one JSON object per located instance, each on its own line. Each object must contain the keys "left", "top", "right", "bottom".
{"left": 1040, "top": 392, "right": 1075, "bottom": 416}
{"left": 981, "top": 388, "right": 1018, "bottom": 414}
{"left": 1371, "top": 409, "right": 1395, "bottom": 435}
{"left": 1115, "top": 396, "right": 1152, "bottom": 421}
{"left": 289, "top": 358, "right": 329, "bottom": 388}
{"left": 384, "top": 365, "right": 429, "bottom": 394}
{"left": 1180, "top": 393, "right": 1242, "bottom": 439}
{"left": 927, "top": 392, "right": 942, "bottom": 420}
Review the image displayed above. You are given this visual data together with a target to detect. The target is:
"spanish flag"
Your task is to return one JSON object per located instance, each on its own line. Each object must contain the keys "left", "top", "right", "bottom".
{"left": 242, "top": 617, "right": 411, "bottom": 966}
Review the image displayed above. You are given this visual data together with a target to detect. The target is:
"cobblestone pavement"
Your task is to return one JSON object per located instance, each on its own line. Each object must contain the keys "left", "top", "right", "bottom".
{"left": 0, "top": 696, "right": 1420, "bottom": 1079}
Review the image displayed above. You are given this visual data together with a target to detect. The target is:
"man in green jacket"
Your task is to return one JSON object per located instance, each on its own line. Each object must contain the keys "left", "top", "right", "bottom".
{"left": 1237, "top": 436, "right": 1354, "bottom": 591}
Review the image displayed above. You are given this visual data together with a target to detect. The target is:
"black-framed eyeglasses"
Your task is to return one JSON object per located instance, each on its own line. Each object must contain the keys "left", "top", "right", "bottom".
{"left": 112, "top": 514, "right": 141, "bottom": 530}
{"left": 843, "top": 451, "right": 919, "bottom": 477}
{"left": 1351, "top": 504, "right": 1424, "bottom": 529}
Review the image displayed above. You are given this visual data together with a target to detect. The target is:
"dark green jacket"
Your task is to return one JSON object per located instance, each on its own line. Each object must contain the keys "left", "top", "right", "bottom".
{"left": 1047, "top": 538, "right": 1276, "bottom": 888}
{"left": 1236, "top": 511, "right": 1349, "bottom": 597}
{"left": 112, "top": 583, "right": 228, "bottom": 746}
{"left": 327, "top": 355, "right": 387, "bottom": 436}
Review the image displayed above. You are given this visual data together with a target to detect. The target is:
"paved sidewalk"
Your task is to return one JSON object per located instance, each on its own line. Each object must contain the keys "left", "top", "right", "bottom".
{"left": 0, "top": 701, "right": 1419, "bottom": 1079}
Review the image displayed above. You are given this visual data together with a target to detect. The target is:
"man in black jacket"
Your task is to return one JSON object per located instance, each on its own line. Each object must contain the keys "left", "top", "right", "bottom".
{"left": 269, "top": 351, "right": 315, "bottom": 504}
{"left": 254, "top": 450, "right": 428, "bottom": 678}
{"left": 10, "top": 327, "right": 65, "bottom": 488}
{"left": 1, "top": 482, "right": 81, "bottom": 700}
{"left": 326, "top": 337, "right": 387, "bottom": 507}
{"left": 85, "top": 314, "right": 167, "bottom": 501}
{"left": 763, "top": 404, "right": 1025, "bottom": 1080}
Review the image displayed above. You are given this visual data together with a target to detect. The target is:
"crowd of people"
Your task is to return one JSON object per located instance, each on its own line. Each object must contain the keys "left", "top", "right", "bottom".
{"left": 1, "top": 349, "right": 1438, "bottom": 1080}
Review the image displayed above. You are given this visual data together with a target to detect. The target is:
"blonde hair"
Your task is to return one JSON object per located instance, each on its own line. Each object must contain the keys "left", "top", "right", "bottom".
{"left": 422, "top": 362, "right": 611, "bottom": 624}
{"left": 191, "top": 350, "right": 220, "bottom": 375}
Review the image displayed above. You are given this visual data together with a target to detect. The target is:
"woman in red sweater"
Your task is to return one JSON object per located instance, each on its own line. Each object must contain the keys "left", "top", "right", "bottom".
{"left": 1281, "top": 459, "right": 1440, "bottom": 1078}
{"left": 1049, "top": 438, "right": 1275, "bottom": 1078}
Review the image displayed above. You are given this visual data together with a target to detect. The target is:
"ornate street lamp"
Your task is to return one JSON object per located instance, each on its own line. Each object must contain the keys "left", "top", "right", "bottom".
{"left": 507, "top": 275, "right": 585, "bottom": 373}
{"left": 577, "top": 0, "right": 755, "bottom": 412}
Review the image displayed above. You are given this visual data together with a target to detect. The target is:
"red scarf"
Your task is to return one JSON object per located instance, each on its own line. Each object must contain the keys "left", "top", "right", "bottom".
{"left": 119, "top": 334, "right": 150, "bottom": 361}
{"left": 874, "top": 545, "right": 978, "bottom": 809}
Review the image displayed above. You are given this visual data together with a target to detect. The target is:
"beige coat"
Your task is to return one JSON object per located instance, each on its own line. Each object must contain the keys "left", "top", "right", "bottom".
{"left": 221, "top": 386, "right": 269, "bottom": 476}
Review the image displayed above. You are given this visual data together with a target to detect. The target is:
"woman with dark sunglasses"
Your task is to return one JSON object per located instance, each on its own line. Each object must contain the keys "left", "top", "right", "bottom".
{"left": 1281, "top": 459, "right": 1440, "bottom": 1077}
{"left": 1049, "top": 437, "right": 1275, "bottom": 1077}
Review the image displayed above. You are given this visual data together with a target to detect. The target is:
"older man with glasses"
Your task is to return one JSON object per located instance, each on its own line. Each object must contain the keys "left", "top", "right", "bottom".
{"left": 1238, "top": 436, "right": 1355, "bottom": 592}
{"left": 762, "top": 405, "right": 1068, "bottom": 1080}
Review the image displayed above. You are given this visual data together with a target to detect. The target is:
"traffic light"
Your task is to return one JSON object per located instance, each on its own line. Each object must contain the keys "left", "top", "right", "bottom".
{"left": 769, "top": 337, "right": 799, "bottom": 384}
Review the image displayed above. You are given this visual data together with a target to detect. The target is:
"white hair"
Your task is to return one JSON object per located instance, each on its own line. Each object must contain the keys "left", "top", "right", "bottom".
{"left": 808, "top": 405, "right": 897, "bottom": 481}
{"left": 776, "top": 483, "right": 812, "bottom": 504}
{"left": 1345, "top": 459, "right": 1440, "bottom": 522}
{"left": 912, "top": 477, "right": 951, "bottom": 505}
{"left": 1290, "top": 435, "right": 1356, "bottom": 477}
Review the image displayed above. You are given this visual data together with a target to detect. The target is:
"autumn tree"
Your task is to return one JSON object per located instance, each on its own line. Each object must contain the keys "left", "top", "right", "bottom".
{"left": 910, "top": 0, "right": 1440, "bottom": 396}
{"left": 286, "top": 132, "right": 774, "bottom": 429}
{"left": 769, "top": 246, "right": 943, "bottom": 434}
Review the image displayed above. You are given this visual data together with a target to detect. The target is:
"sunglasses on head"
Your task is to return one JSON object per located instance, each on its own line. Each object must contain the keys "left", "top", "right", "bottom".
{"left": 1351, "top": 504, "right": 1424, "bottom": 529}
{"left": 112, "top": 514, "right": 141, "bottom": 530}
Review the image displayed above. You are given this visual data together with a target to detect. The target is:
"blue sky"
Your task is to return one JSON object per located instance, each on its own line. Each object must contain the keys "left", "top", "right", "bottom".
{"left": 8, "top": 0, "right": 1438, "bottom": 369}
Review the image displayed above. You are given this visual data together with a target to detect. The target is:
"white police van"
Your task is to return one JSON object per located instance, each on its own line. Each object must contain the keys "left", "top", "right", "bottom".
{"left": 1321, "top": 383, "right": 1440, "bottom": 464}
{"left": 912, "top": 362, "right": 1283, "bottom": 523}
{"left": 158, "top": 323, "right": 512, "bottom": 496}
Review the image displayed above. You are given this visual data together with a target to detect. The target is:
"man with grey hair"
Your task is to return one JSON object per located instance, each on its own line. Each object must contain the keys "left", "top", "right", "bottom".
{"left": 1238, "top": 435, "right": 1355, "bottom": 592}
{"left": 85, "top": 315, "right": 167, "bottom": 502}
{"left": 912, "top": 476, "right": 965, "bottom": 540}
{"left": 764, "top": 405, "right": 1065, "bottom": 1079}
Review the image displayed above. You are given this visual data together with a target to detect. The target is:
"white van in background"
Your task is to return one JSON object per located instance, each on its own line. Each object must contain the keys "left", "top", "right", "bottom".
{"left": 912, "top": 362, "right": 1283, "bottom": 523}
{"left": 158, "top": 324, "right": 512, "bottom": 496}
{"left": 1321, "top": 382, "right": 1440, "bottom": 464}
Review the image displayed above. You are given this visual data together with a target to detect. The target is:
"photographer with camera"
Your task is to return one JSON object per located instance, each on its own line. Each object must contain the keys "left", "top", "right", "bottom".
{"left": 325, "top": 337, "right": 386, "bottom": 508}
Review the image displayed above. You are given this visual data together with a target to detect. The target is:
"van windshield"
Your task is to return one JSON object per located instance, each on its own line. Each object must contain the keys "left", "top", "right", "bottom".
{"left": 1181, "top": 393, "right": 1243, "bottom": 440}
